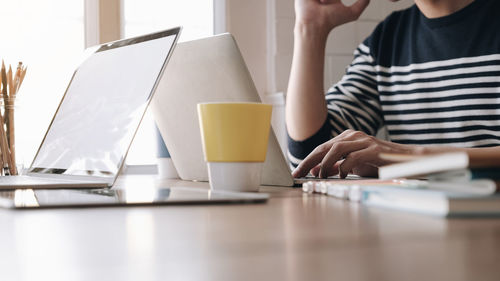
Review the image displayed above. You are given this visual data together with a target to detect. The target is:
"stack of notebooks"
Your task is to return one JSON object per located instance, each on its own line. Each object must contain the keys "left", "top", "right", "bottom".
{"left": 302, "top": 151, "right": 500, "bottom": 217}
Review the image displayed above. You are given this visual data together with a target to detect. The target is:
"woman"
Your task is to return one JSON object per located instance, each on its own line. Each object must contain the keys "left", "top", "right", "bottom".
{"left": 286, "top": 0, "right": 500, "bottom": 178}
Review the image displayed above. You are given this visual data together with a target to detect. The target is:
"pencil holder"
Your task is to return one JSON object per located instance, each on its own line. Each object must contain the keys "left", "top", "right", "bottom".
{"left": 0, "top": 96, "right": 18, "bottom": 175}
{"left": 0, "top": 61, "right": 27, "bottom": 176}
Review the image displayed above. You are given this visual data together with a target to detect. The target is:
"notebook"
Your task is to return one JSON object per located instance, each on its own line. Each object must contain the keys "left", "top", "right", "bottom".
{"left": 361, "top": 185, "right": 500, "bottom": 217}
{"left": 151, "top": 33, "right": 295, "bottom": 187}
{"left": 0, "top": 27, "right": 181, "bottom": 189}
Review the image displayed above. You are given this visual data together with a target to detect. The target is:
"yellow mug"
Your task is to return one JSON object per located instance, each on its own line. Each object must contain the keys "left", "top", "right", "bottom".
{"left": 197, "top": 102, "right": 272, "bottom": 191}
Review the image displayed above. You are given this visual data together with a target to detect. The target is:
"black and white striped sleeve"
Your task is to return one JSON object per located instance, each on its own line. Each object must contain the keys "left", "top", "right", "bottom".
{"left": 325, "top": 43, "right": 383, "bottom": 136}
{"left": 287, "top": 43, "right": 383, "bottom": 167}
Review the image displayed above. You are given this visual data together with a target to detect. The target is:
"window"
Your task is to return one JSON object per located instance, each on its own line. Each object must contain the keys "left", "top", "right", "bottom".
{"left": 0, "top": 0, "right": 84, "bottom": 168}
{"left": 123, "top": 0, "right": 214, "bottom": 41}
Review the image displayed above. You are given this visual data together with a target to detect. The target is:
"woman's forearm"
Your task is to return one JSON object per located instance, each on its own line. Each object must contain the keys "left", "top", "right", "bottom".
{"left": 285, "top": 24, "right": 329, "bottom": 141}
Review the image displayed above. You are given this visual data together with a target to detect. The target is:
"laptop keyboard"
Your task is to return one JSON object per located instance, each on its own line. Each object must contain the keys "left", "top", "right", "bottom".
{"left": 0, "top": 175, "right": 103, "bottom": 188}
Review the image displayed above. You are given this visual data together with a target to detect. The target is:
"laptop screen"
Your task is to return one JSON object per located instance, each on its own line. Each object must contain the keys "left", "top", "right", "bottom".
{"left": 29, "top": 28, "right": 179, "bottom": 177}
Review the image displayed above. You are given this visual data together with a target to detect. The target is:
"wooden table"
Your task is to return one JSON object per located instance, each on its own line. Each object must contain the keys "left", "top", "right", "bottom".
{"left": 1, "top": 175, "right": 499, "bottom": 281}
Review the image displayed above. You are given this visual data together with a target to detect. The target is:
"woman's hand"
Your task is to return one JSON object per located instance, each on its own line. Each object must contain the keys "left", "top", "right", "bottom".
{"left": 292, "top": 129, "right": 422, "bottom": 178}
{"left": 295, "top": 0, "right": 370, "bottom": 36}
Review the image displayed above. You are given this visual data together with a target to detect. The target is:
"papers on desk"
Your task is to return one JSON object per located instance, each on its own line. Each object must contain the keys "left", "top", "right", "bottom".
{"left": 378, "top": 151, "right": 500, "bottom": 194}
{"left": 378, "top": 152, "right": 500, "bottom": 181}
{"left": 378, "top": 152, "right": 469, "bottom": 180}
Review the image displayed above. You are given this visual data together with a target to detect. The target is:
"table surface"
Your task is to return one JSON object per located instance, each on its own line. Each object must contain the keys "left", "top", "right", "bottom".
{"left": 1, "top": 175, "right": 500, "bottom": 281}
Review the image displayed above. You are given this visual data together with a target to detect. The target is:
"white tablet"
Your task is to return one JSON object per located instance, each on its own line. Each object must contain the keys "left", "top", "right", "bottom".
{"left": 0, "top": 187, "right": 268, "bottom": 209}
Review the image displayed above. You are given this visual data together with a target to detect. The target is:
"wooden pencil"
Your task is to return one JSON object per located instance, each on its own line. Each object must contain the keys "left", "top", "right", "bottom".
{"left": 5, "top": 66, "right": 12, "bottom": 151}
{"left": 20, "top": 66, "right": 27, "bottom": 85}
{"left": 7, "top": 66, "right": 13, "bottom": 97}
{"left": 1, "top": 62, "right": 8, "bottom": 127}
{"left": 1, "top": 63, "right": 8, "bottom": 161}
{"left": 1, "top": 61, "right": 7, "bottom": 107}
{"left": 0, "top": 148, "right": 4, "bottom": 176}
{"left": 13, "top": 63, "right": 20, "bottom": 96}
{"left": 7, "top": 100, "right": 15, "bottom": 173}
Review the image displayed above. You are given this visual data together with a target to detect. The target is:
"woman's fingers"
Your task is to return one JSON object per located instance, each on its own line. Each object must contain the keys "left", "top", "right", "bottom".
{"left": 310, "top": 164, "right": 321, "bottom": 177}
{"left": 318, "top": 140, "right": 370, "bottom": 178}
{"left": 292, "top": 143, "right": 331, "bottom": 178}
{"left": 293, "top": 130, "right": 396, "bottom": 179}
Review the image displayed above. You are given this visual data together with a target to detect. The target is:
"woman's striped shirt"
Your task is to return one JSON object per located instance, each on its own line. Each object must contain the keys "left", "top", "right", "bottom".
{"left": 288, "top": 0, "right": 500, "bottom": 166}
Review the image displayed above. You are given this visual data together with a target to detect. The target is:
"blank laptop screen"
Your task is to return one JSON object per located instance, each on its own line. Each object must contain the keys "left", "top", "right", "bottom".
{"left": 30, "top": 29, "right": 178, "bottom": 177}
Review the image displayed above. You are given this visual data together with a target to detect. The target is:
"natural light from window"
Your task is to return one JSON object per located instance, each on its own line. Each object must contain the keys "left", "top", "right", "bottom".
{"left": 0, "top": 0, "right": 84, "bottom": 169}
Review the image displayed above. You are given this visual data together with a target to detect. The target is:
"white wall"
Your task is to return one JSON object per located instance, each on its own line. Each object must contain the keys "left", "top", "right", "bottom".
{"left": 225, "top": 0, "right": 268, "bottom": 100}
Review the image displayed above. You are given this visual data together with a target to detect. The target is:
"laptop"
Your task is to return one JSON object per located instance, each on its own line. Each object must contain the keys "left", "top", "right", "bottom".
{"left": 0, "top": 27, "right": 181, "bottom": 189}
{"left": 151, "top": 34, "right": 294, "bottom": 187}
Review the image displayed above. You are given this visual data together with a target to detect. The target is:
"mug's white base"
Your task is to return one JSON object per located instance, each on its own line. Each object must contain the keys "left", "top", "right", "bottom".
{"left": 207, "top": 162, "right": 262, "bottom": 192}
{"left": 157, "top": 157, "right": 179, "bottom": 179}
